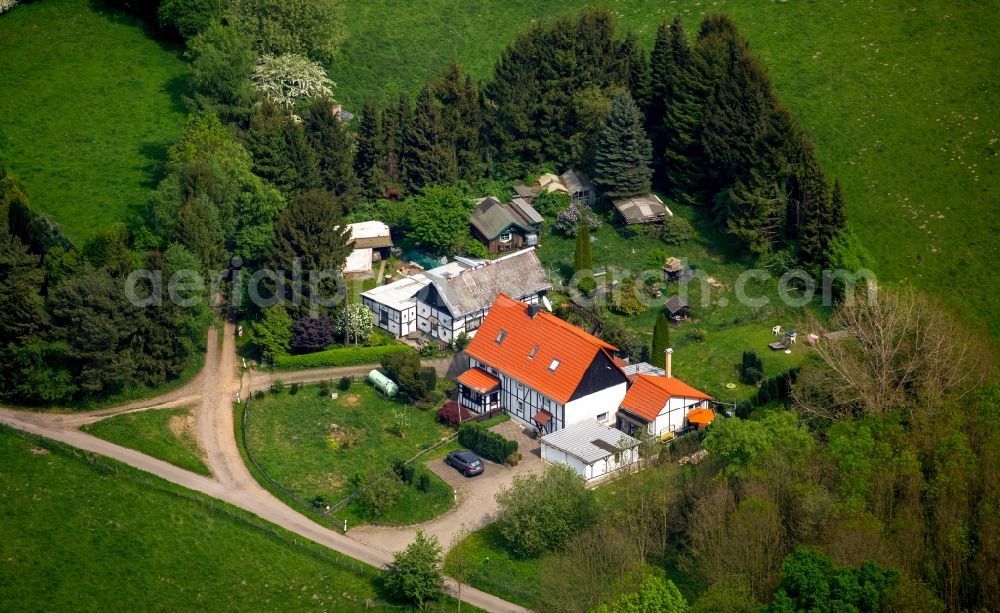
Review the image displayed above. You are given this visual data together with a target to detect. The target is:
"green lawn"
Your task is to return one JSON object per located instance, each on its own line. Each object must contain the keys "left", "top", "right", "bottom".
{"left": 82, "top": 407, "right": 211, "bottom": 476}
{"left": 0, "top": 426, "right": 401, "bottom": 611}
{"left": 444, "top": 523, "right": 543, "bottom": 609}
{"left": 0, "top": 0, "right": 187, "bottom": 243}
{"left": 245, "top": 383, "right": 456, "bottom": 526}
{"left": 336, "top": 1, "right": 1000, "bottom": 341}
{"left": 537, "top": 214, "right": 815, "bottom": 402}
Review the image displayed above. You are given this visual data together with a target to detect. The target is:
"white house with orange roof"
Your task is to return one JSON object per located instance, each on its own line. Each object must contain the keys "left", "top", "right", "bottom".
{"left": 616, "top": 352, "right": 714, "bottom": 439}
{"left": 456, "top": 293, "right": 630, "bottom": 435}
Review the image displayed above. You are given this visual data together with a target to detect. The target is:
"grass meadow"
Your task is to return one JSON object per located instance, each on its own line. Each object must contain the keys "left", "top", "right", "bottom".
{"left": 0, "top": 426, "right": 398, "bottom": 611}
{"left": 82, "top": 407, "right": 211, "bottom": 476}
{"left": 0, "top": 0, "right": 187, "bottom": 243}
{"left": 244, "top": 383, "right": 456, "bottom": 527}
{"left": 336, "top": 1, "right": 1000, "bottom": 340}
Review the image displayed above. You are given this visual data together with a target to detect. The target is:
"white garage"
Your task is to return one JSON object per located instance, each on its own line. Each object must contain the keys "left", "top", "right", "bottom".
{"left": 539, "top": 419, "right": 640, "bottom": 483}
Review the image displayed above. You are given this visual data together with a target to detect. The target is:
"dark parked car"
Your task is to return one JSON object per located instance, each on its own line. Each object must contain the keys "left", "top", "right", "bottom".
{"left": 445, "top": 450, "right": 484, "bottom": 477}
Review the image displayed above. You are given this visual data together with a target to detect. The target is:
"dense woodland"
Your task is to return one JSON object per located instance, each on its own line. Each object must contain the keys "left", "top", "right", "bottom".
{"left": 2, "top": 1, "right": 999, "bottom": 612}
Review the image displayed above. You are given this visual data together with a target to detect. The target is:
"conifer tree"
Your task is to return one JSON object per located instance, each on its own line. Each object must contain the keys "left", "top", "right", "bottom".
{"left": 651, "top": 310, "right": 671, "bottom": 369}
{"left": 618, "top": 33, "right": 651, "bottom": 113}
{"left": 381, "top": 93, "right": 410, "bottom": 195}
{"left": 647, "top": 22, "right": 672, "bottom": 164}
{"left": 574, "top": 220, "right": 593, "bottom": 274}
{"left": 300, "top": 97, "right": 359, "bottom": 205}
{"left": 353, "top": 99, "right": 388, "bottom": 200}
{"left": 592, "top": 93, "right": 653, "bottom": 200}
{"left": 245, "top": 100, "right": 320, "bottom": 195}
{"left": 268, "top": 189, "right": 352, "bottom": 318}
{"left": 402, "top": 85, "right": 457, "bottom": 193}
{"left": 433, "top": 60, "right": 483, "bottom": 181}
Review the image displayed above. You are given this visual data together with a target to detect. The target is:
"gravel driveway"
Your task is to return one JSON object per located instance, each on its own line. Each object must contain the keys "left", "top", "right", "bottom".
{"left": 349, "top": 419, "right": 545, "bottom": 553}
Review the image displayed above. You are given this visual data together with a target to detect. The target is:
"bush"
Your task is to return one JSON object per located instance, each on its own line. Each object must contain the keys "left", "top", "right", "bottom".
{"left": 419, "top": 343, "right": 437, "bottom": 358}
{"left": 505, "top": 452, "right": 522, "bottom": 466}
{"left": 740, "top": 351, "right": 765, "bottom": 385}
{"left": 687, "top": 327, "right": 707, "bottom": 343}
{"left": 338, "top": 376, "right": 352, "bottom": 391}
{"left": 253, "top": 389, "right": 265, "bottom": 400}
{"left": 389, "top": 409, "right": 410, "bottom": 438}
{"left": 660, "top": 214, "right": 696, "bottom": 245}
{"left": 273, "top": 345, "right": 411, "bottom": 369}
{"left": 383, "top": 530, "right": 443, "bottom": 608}
{"left": 289, "top": 382, "right": 300, "bottom": 395}
{"left": 355, "top": 468, "right": 404, "bottom": 516}
{"left": 270, "top": 380, "right": 285, "bottom": 394}
{"left": 437, "top": 401, "right": 474, "bottom": 426}
{"left": 578, "top": 277, "right": 597, "bottom": 295}
{"left": 318, "top": 379, "right": 330, "bottom": 395}
{"left": 416, "top": 471, "right": 431, "bottom": 493}
{"left": 458, "top": 422, "right": 518, "bottom": 464}
{"left": 495, "top": 464, "right": 596, "bottom": 557}
{"left": 453, "top": 331, "right": 470, "bottom": 352}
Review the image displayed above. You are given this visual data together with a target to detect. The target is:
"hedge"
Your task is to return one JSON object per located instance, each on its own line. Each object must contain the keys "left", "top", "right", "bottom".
{"left": 273, "top": 345, "right": 412, "bottom": 370}
{"left": 735, "top": 367, "right": 800, "bottom": 418}
{"left": 458, "top": 422, "right": 518, "bottom": 464}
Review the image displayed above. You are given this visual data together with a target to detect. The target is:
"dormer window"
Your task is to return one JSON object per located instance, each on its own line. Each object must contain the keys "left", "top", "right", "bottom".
{"left": 496, "top": 330, "right": 507, "bottom": 344}
{"left": 548, "top": 359, "right": 560, "bottom": 372}
{"left": 528, "top": 345, "right": 539, "bottom": 359}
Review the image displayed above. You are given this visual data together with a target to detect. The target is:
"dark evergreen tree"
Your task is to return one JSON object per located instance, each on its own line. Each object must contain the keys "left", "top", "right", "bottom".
{"left": 651, "top": 310, "right": 671, "bottom": 369}
{"left": 592, "top": 93, "right": 653, "bottom": 199}
{"left": 353, "top": 99, "right": 388, "bottom": 200}
{"left": 245, "top": 100, "right": 320, "bottom": 195}
{"left": 300, "top": 97, "right": 359, "bottom": 205}
{"left": 713, "top": 173, "right": 787, "bottom": 257}
{"left": 647, "top": 22, "right": 672, "bottom": 168}
{"left": 485, "top": 9, "right": 626, "bottom": 174}
{"left": 618, "top": 32, "right": 651, "bottom": 115}
{"left": 268, "top": 190, "right": 352, "bottom": 318}
{"left": 382, "top": 92, "right": 411, "bottom": 196}
{"left": 402, "top": 85, "right": 457, "bottom": 193}
{"left": 0, "top": 230, "right": 46, "bottom": 344}
{"left": 433, "top": 60, "right": 484, "bottom": 181}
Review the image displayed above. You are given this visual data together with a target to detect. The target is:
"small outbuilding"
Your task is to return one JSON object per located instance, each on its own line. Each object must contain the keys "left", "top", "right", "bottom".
{"left": 612, "top": 193, "right": 673, "bottom": 225}
{"left": 665, "top": 295, "right": 690, "bottom": 322}
{"left": 540, "top": 419, "right": 640, "bottom": 482}
{"left": 662, "top": 257, "right": 684, "bottom": 282}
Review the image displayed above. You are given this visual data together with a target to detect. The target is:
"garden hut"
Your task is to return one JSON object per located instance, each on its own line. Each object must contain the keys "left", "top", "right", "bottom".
{"left": 662, "top": 257, "right": 684, "bottom": 282}
{"left": 665, "top": 295, "right": 690, "bottom": 322}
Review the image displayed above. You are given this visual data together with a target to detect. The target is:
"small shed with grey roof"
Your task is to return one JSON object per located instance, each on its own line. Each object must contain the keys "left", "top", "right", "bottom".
{"left": 540, "top": 419, "right": 640, "bottom": 482}
{"left": 469, "top": 196, "right": 544, "bottom": 253}
{"left": 612, "top": 193, "right": 673, "bottom": 225}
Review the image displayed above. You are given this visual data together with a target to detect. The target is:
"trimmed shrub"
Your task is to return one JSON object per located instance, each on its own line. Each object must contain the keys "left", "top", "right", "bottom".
{"left": 253, "top": 389, "right": 265, "bottom": 400}
{"left": 270, "top": 380, "right": 285, "bottom": 394}
{"left": 318, "top": 379, "right": 330, "bottom": 395}
{"left": 338, "top": 376, "right": 352, "bottom": 391}
{"left": 458, "top": 422, "right": 518, "bottom": 464}
{"left": 289, "top": 382, "right": 300, "bottom": 395}
{"left": 273, "top": 345, "right": 411, "bottom": 369}
{"left": 505, "top": 452, "right": 522, "bottom": 466}
{"left": 740, "top": 350, "right": 765, "bottom": 384}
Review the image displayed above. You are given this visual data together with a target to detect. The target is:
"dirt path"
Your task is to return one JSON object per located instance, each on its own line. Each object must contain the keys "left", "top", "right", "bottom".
{"left": 0, "top": 328, "right": 527, "bottom": 613}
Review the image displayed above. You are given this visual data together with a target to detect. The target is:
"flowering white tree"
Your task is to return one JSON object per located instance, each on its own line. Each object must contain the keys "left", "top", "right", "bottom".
{"left": 338, "top": 303, "right": 374, "bottom": 344}
{"left": 0, "top": 0, "right": 18, "bottom": 15}
{"left": 251, "top": 53, "right": 335, "bottom": 112}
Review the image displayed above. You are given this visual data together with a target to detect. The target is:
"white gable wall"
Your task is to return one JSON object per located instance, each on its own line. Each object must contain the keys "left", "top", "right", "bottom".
{"left": 563, "top": 381, "right": 627, "bottom": 428}
{"left": 650, "top": 396, "right": 709, "bottom": 437}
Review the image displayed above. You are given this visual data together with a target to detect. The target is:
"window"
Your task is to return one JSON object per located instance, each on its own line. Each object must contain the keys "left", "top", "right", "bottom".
{"left": 597, "top": 412, "right": 609, "bottom": 422}
{"left": 496, "top": 330, "right": 507, "bottom": 344}
{"left": 528, "top": 345, "right": 539, "bottom": 359}
{"left": 467, "top": 317, "right": 482, "bottom": 332}
{"left": 548, "top": 359, "right": 560, "bottom": 372}
{"left": 499, "top": 232, "right": 512, "bottom": 243}
{"left": 379, "top": 310, "right": 389, "bottom": 325}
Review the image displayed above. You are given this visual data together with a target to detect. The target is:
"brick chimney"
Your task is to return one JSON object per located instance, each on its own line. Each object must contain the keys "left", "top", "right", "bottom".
{"left": 665, "top": 347, "right": 673, "bottom": 378}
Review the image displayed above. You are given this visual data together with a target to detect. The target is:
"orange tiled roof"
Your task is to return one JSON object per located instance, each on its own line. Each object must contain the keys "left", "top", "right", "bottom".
{"left": 619, "top": 374, "right": 712, "bottom": 422}
{"left": 464, "top": 293, "right": 619, "bottom": 404}
{"left": 687, "top": 407, "right": 716, "bottom": 426}
{"left": 456, "top": 367, "right": 501, "bottom": 394}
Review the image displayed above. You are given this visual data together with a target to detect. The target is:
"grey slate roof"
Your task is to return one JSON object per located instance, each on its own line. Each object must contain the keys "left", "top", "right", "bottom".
{"left": 665, "top": 295, "right": 689, "bottom": 315}
{"left": 417, "top": 248, "right": 552, "bottom": 318}
{"left": 559, "top": 169, "right": 594, "bottom": 195}
{"left": 541, "top": 419, "right": 640, "bottom": 464}
{"left": 469, "top": 196, "right": 543, "bottom": 240}
{"left": 612, "top": 194, "right": 673, "bottom": 224}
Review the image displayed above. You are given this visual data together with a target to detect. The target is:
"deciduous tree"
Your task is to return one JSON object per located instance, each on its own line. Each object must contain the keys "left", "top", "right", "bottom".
{"left": 383, "top": 530, "right": 443, "bottom": 608}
